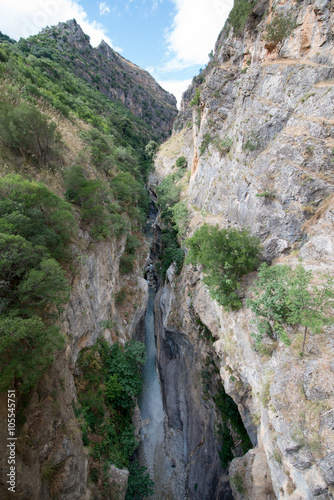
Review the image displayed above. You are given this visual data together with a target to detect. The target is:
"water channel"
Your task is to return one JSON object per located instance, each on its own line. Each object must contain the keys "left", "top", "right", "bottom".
{"left": 137, "top": 205, "right": 175, "bottom": 498}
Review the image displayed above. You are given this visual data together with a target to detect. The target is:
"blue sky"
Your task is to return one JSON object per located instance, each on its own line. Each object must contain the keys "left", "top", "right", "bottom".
{"left": 0, "top": 0, "right": 233, "bottom": 105}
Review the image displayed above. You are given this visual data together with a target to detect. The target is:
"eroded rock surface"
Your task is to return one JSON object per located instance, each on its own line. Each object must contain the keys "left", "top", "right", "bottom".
{"left": 151, "top": 0, "right": 334, "bottom": 497}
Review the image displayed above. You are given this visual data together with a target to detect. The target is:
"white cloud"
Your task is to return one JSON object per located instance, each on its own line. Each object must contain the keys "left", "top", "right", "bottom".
{"left": 165, "top": 0, "right": 233, "bottom": 71}
{"left": 158, "top": 79, "right": 192, "bottom": 108}
{"left": 99, "top": 2, "right": 110, "bottom": 16}
{"left": 0, "top": 0, "right": 115, "bottom": 48}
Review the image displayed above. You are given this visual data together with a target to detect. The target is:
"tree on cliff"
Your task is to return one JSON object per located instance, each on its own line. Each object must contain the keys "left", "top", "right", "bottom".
{"left": 246, "top": 263, "right": 334, "bottom": 354}
{"left": 186, "top": 224, "right": 261, "bottom": 310}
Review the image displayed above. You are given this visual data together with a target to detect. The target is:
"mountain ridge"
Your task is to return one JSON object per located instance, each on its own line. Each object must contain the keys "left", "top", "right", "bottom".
{"left": 24, "top": 19, "right": 178, "bottom": 141}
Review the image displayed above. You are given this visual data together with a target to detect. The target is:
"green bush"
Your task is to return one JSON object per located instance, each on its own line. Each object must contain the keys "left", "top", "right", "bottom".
{"left": 215, "top": 384, "right": 252, "bottom": 458}
{"left": 0, "top": 175, "right": 74, "bottom": 392}
{"left": 214, "top": 137, "right": 232, "bottom": 155}
{"left": 126, "top": 234, "right": 141, "bottom": 254}
{"left": 19, "top": 258, "right": 70, "bottom": 315}
{"left": 110, "top": 172, "right": 148, "bottom": 219}
{"left": 190, "top": 88, "right": 201, "bottom": 106}
{"left": 175, "top": 156, "right": 187, "bottom": 169}
{"left": 120, "top": 254, "right": 135, "bottom": 274}
{"left": 0, "top": 316, "right": 64, "bottom": 393}
{"left": 264, "top": 14, "right": 297, "bottom": 48}
{"left": 256, "top": 191, "right": 275, "bottom": 199}
{"left": 246, "top": 263, "right": 334, "bottom": 353}
{"left": 75, "top": 339, "right": 150, "bottom": 498}
{"left": 0, "top": 174, "right": 76, "bottom": 259}
{"left": 171, "top": 201, "right": 189, "bottom": 239}
{"left": 155, "top": 173, "right": 185, "bottom": 277}
{"left": 186, "top": 224, "right": 261, "bottom": 310}
{"left": 144, "top": 140, "right": 158, "bottom": 159}
{"left": 159, "top": 227, "right": 185, "bottom": 276}
{"left": 126, "top": 462, "right": 154, "bottom": 499}
{"left": 156, "top": 174, "right": 182, "bottom": 220}
{"left": 65, "top": 165, "right": 112, "bottom": 239}
{"left": 200, "top": 132, "right": 212, "bottom": 156}
{"left": 243, "top": 138, "right": 259, "bottom": 151}
{"left": 228, "top": 0, "right": 254, "bottom": 36}
{"left": 0, "top": 101, "right": 62, "bottom": 165}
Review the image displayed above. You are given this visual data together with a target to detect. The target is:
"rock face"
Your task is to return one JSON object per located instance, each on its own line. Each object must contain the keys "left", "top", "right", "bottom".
{"left": 0, "top": 232, "right": 149, "bottom": 500}
{"left": 154, "top": 268, "right": 234, "bottom": 500}
{"left": 151, "top": 0, "right": 334, "bottom": 498}
{"left": 38, "top": 20, "right": 178, "bottom": 140}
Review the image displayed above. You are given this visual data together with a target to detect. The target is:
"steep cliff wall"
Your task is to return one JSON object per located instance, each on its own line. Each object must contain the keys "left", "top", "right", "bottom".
{"left": 152, "top": 0, "right": 334, "bottom": 498}
{"left": 0, "top": 231, "right": 149, "bottom": 499}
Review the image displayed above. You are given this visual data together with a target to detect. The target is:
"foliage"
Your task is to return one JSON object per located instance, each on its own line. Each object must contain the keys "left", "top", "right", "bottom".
{"left": 217, "top": 422, "right": 234, "bottom": 467}
{"left": 256, "top": 191, "right": 275, "bottom": 199}
{"left": 156, "top": 174, "right": 182, "bottom": 218}
{"left": 159, "top": 227, "right": 185, "bottom": 276}
{"left": 213, "top": 137, "right": 232, "bottom": 155}
{"left": 120, "top": 254, "right": 135, "bottom": 274}
{"left": 0, "top": 174, "right": 75, "bottom": 259}
{"left": 0, "top": 101, "right": 62, "bottom": 165}
{"left": 200, "top": 132, "right": 212, "bottom": 156}
{"left": 228, "top": 0, "right": 254, "bottom": 36}
{"left": 264, "top": 14, "right": 297, "bottom": 48}
{"left": 119, "top": 234, "right": 141, "bottom": 275}
{"left": 170, "top": 201, "right": 189, "bottom": 239}
{"left": 190, "top": 88, "right": 201, "bottom": 106}
{"left": 0, "top": 32, "right": 16, "bottom": 44}
{"left": 110, "top": 172, "right": 149, "bottom": 222}
{"left": 19, "top": 258, "right": 70, "bottom": 315}
{"left": 0, "top": 316, "right": 64, "bottom": 393}
{"left": 243, "top": 138, "right": 259, "bottom": 151}
{"left": 175, "top": 156, "right": 187, "bottom": 169}
{"left": 0, "top": 175, "right": 74, "bottom": 393}
{"left": 144, "top": 140, "right": 159, "bottom": 159}
{"left": 231, "top": 473, "right": 246, "bottom": 494}
{"left": 215, "top": 383, "right": 252, "bottom": 466}
{"left": 246, "top": 263, "right": 334, "bottom": 353}
{"left": 75, "top": 339, "right": 150, "bottom": 499}
{"left": 65, "top": 165, "right": 113, "bottom": 239}
{"left": 186, "top": 224, "right": 261, "bottom": 310}
{"left": 126, "top": 462, "right": 154, "bottom": 499}
{"left": 155, "top": 170, "right": 186, "bottom": 277}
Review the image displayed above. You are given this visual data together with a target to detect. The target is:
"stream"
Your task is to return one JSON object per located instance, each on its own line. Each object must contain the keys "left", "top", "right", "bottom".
{"left": 138, "top": 204, "right": 175, "bottom": 498}
{"left": 137, "top": 202, "right": 231, "bottom": 499}
{"left": 138, "top": 286, "right": 174, "bottom": 498}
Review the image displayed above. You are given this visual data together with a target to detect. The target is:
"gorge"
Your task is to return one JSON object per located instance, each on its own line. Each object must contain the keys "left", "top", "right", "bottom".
{"left": 0, "top": 0, "right": 334, "bottom": 498}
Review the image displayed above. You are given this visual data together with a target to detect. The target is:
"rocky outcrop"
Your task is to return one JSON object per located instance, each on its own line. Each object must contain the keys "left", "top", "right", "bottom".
{"left": 0, "top": 233, "right": 149, "bottom": 499}
{"left": 64, "top": 232, "right": 149, "bottom": 366}
{"left": 151, "top": 0, "right": 334, "bottom": 497}
{"left": 37, "top": 20, "right": 178, "bottom": 140}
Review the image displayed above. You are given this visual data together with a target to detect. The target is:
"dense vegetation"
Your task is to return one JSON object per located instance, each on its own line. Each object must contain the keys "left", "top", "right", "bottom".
{"left": 228, "top": 0, "right": 255, "bottom": 36}
{"left": 0, "top": 31, "right": 155, "bottom": 179}
{"left": 264, "top": 13, "right": 297, "bottom": 49}
{"left": 215, "top": 384, "right": 252, "bottom": 467}
{"left": 247, "top": 263, "right": 334, "bottom": 354}
{"left": 155, "top": 156, "right": 189, "bottom": 276}
{"left": 186, "top": 224, "right": 261, "bottom": 310}
{"left": 15, "top": 21, "right": 176, "bottom": 141}
{"left": 0, "top": 175, "right": 76, "bottom": 392}
{"left": 0, "top": 22, "right": 169, "bottom": 498}
{"left": 0, "top": 26, "right": 158, "bottom": 396}
{"left": 75, "top": 339, "right": 154, "bottom": 499}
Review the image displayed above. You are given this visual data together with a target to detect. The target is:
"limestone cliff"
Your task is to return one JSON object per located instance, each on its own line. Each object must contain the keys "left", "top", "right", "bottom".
{"left": 152, "top": 0, "right": 334, "bottom": 498}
